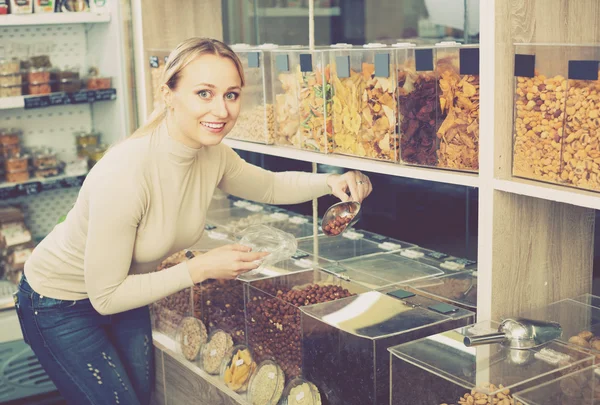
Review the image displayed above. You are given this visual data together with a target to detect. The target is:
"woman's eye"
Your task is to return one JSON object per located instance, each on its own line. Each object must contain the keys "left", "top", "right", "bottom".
{"left": 197, "top": 90, "right": 211, "bottom": 99}
{"left": 225, "top": 92, "right": 239, "bottom": 101}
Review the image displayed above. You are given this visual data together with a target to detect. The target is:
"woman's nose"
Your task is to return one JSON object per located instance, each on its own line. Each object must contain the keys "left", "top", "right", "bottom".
{"left": 211, "top": 98, "right": 228, "bottom": 118}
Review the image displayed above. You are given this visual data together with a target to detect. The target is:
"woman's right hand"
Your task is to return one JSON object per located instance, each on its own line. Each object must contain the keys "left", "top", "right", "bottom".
{"left": 186, "top": 244, "right": 270, "bottom": 283}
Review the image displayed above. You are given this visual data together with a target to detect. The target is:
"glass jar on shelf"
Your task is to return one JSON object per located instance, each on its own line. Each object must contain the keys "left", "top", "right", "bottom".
{"left": 74, "top": 131, "right": 100, "bottom": 158}
{"left": 87, "top": 144, "right": 108, "bottom": 168}
{"left": 32, "top": 147, "right": 58, "bottom": 170}
{"left": 330, "top": 43, "right": 398, "bottom": 161}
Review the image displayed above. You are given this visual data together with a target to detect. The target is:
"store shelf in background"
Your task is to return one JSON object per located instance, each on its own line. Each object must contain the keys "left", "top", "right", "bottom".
{"left": 0, "top": 12, "right": 110, "bottom": 26}
{"left": 0, "top": 173, "right": 86, "bottom": 200}
{"left": 493, "top": 177, "right": 600, "bottom": 210}
{"left": 0, "top": 89, "right": 116, "bottom": 110}
{"left": 223, "top": 139, "right": 479, "bottom": 188}
{"left": 250, "top": 7, "right": 340, "bottom": 17}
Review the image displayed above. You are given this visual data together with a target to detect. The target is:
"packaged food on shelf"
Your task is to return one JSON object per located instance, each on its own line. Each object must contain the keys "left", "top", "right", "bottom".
{"left": 435, "top": 42, "right": 480, "bottom": 172}
{"left": 302, "top": 290, "right": 473, "bottom": 405}
{"left": 33, "top": 0, "right": 55, "bottom": 12}
{"left": 60, "top": 0, "right": 88, "bottom": 12}
{"left": 85, "top": 76, "right": 112, "bottom": 90}
{"left": 57, "top": 79, "right": 82, "bottom": 93}
{"left": 559, "top": 47, "right": 600, "bottom": 191}
{"left": 0, "top": 221, "right": 32, "bottom": 249}
{"left": 28, "top": 55, "right": 52, "bottom": 69}
{"left": 27, "top": 81, "right": 53, "bottom": 95}
{"left": 0, "top": 73, "right": 22, "bottom": 87}
{"left": 397, "top": 46, "right": 440, "bottom": 167}
{"left": 227, "top": 44, "right": 275, "bottom": 144}
{"left": 4, "top": 154, "right": 29, "bottom": 172}
{"left": 296, "top": 230, "right": 416, "bottom": 262}
{"left": 280, "top": 378, "right": 320, "bottom": 405}
{"left": 9, "top": 0, "right": 32, "bottom": 14}
{"left": 0, "top": 206, "right": 25, "bottom": 224}
{"left": 32, "top": 148, "right": 58, "bottom": 169}
{"left": 54, "top": 68, "right": 80, "bottom": 81}
{"left": 5, "top": 170, "right": 29, "bottom": 183}
{"left": 0, "top": 85, "right": 22, "bottom": 98}
{"left": 175, "top": 316, "right": 207, "bottom": 362}
{"left": 513, "top": 365, "right": 600, "bottom": 405}
{"left": 200, "top": 329, "right": 234, "bottom": 375}
{"left": 7, "top": 243, "right": 34, "bottom": 271}
{"left": 87, "top": 144, "right": 108, "bottom": 168}
{"left": 64, "top": 156, "right": 88, "bottom": 176}
{"left": 220, "top": 345, "right": 257, "bottom": 393}
{"left": 388, "top": 321, "right": 595, "bottom": 404}
{"left": 74, "top": 131, "right": 100, "bottom": 157}
{"left": 26, "top": 68, "right": 51, "bottom": 84}
{"left": 0, "top": 1, "right": 7, "bottom": 14}
{"left": 0, "top": 59, "right": 20, "bottom": 75}
{"left": 512, "top": 45, "right": 568, "bottom": 184}
{"left": 330, "top": 43, "right": 398, "bottom": 161}
{"left": 247, "top": 360, "right": 285, "bottom": 405}
{"left": 0, "top": 128, "right": 21, "bottom": 147}
{"left": 246, "top": 269, "right": 369, "bottom": 380}
{"left": 405, "top": 270, "right": 477, "bottom": 310}
{"left": 34, "top": 167, "right": 59, "bottom": 178}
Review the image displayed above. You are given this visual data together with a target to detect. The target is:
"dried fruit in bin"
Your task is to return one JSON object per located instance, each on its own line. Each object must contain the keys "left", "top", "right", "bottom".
{"left": 436, "top": 56, "right": 479, "bottom": 171}
{"left": 332, "top": 62, "right": 397, "bottom": 160}
{"left": 298, "top": 63, "right": 332, "bottom": 153}
{"left": 274, "top": 70, "right": 301, "bottom": 147}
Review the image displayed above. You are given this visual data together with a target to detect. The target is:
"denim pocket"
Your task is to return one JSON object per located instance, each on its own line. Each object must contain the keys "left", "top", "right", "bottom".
{"left": 34, "top": 295, "right": 77, "bottom": 311}
{"left": 13, "top": 292, "right": 31, "bottom": 345}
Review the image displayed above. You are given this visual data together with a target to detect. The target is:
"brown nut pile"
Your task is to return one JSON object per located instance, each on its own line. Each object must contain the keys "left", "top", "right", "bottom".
{"left": 201, "top": 330, "right": 234, "bottom": 375}
{"left": 177, "top": 317, "right": 207, "bottom": 361}
{"left": 441, "top": 384, "right": 522, "bottom": 405}
{"left": 247, "top": 283, "right": 354, "bottom": 379}
{"left": 560, "top": 75, "right": 600, "bottom": 191}
{"left": 227, "top": 104, "right": 275, "bottom": 144}
{"left": 322, "top": 213, "right": 355, "bottom": 236}
{"left": 193, "top": 280, "right": 246, "bottom": 345}
{"left": 568, "top": 330, "right": 600, "bottom": 355}
{"left": 151, "top": 289, "right": 191, "bottom": 338}
{"left": 513, "top": 74, "right": 567, "bottom": 183}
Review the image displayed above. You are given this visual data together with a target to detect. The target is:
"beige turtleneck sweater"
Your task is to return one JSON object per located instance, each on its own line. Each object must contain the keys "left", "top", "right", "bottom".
{"left": 24, "top": 122, "right": 331, "bottom": 315}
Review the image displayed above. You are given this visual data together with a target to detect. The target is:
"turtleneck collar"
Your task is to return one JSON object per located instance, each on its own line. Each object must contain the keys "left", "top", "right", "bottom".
{"left": 158, "top": 120, "right": 201, "bottom": 165}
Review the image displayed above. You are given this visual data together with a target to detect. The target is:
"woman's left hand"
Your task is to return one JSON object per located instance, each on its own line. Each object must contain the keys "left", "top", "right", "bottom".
{"left": 327, "top": 171, "right": 373, "bottom": 203}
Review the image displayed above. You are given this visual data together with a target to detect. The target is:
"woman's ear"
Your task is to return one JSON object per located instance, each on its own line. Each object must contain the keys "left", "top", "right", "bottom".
{"left": 161, "top": 84, "right": 173, "bottom": 110}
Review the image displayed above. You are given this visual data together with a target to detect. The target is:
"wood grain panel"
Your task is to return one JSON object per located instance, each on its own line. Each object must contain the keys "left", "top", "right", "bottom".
{"left": 151, "top": 348, "right": 166, "bottom": 405}
{"left": 491, "top": 190, "right": 594, "bottom": 319}
{"left": 163, "top": 352, "right": 245, "bottom": 405}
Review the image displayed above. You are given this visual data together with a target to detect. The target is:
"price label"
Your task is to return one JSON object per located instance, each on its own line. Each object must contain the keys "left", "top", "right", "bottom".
{"left": 0, "top": 186, "right": 18, "bottom": 200}
{"left": 268, "top": 372, "right": 275, "bottom": 380}
{"left": 235, "top": 359, "right": 244, "bottom": 367}
{"left": 94, "top": 88, "right": 117, "bottom": 102}
{"left": 342, "top": 230, "right": 364, "bottom": 240}
{"left": 69, "top": 90, "right": 92, "bottom": 104}
{"left": 401, "top": 250, "right": 425, "bottom": 259}
{"left": 210, "top": 349, "right": 217, "bottom": 357}
{"left": 378, "top": 242, "right": 401, "bottom": 251}
{"left": 61, "top": 175, "right": 86, "bottom": 188}
{"left": 296, "top": 391, "right": 305, "bottom": 402}
{"left": 365, "top": 233, "right": 387, "bottom": 243}
{"left": 16, "top": 181, "right": 41, "bottom": 196}
{"left": 24, "top": 96, "right": 50, "bottom": 109}
{"left": 49, "top": 93, "right": 68, "bottom": 106}
{"left": 40, "top": 178, "right": 63, "bottom": 192}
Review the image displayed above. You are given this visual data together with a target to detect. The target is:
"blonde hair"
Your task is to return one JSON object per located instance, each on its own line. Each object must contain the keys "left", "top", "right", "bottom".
{"left": 131, "top": 37, "right": 245, "bottom": 138}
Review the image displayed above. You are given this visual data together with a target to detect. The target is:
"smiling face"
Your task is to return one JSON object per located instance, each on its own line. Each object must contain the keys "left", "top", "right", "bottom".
{"left": 164, "top": 53, "right": 243, "bottom": 148}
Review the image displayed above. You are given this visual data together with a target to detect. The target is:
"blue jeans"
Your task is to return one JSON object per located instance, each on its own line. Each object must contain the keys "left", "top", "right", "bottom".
{"left": 14, "top": 275, "right": 155, "bottom": 405}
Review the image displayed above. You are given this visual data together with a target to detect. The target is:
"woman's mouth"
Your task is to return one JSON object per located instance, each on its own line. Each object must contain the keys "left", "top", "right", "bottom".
{"left": 201, "top": 121, "right": 226, "bottom": 133}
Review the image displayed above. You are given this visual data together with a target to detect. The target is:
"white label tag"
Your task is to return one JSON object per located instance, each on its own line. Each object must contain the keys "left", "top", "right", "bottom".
{"left": 401, "top": 250, "right": 424, "bottom": 259}
{"left": 245, "top": 204, "right": 264, "bottom": 212}
{"left": 293, "top": 258, "right": 314, "bottom": 268}
{"left": 208, "top": 230, "right": 228, "bottom": 240}
{"left": 233, "top": 200, "right": 251, "bottom": 208}
{"left": 378, "top": 242, "right": 401, "bottom": 251}
{"left": 268, "top": 372, "right": 275, "bottom": 380}
{"left": 210, "top": 349, "right": 217, "bottom": 357}
{"left": 342, "top": 231, "right": 364, "bottom": 240}
{"left": 235, "top": 358, "right": 244, "bottom": 367}
{"left": 289, "top": 216, "right": 309, "bottom": 225}
{"left": 296, "top": 391, "right": 305, "bottom": 402}
{"left": 270, "top": 212, "right": 290, "bottom": 221}
{"left": 183, "top": 335, "right": 188, "bottom": 346}
{"left": 441, "top": 261, "right": 464, "bottom": 271}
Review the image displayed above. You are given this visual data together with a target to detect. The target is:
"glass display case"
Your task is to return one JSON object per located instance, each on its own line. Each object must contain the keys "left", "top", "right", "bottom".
{"left": 397, "top": 246, "right": 465, "bottom": 272}
{"left": 389, "top": 321, "right": 596, "bottom": 405}
{"left": 260, "top": 210, "right": 317, "bottom": 239}
{"left": 296, "top": 230, "right": 416, "bottom": 262}
{"left": 434, "top": 42, "right": 480, "bottom": 172}
{"left": 335, "top": 251, "right": 444, "bottom": 289}
{"left": 396, "top": 45, "right": 439, "bottom": 168}
{"left": 572, "top": 293, "right": 600, "bottom": 310}
{"left": 271, "top": 48, "right": 332, "bottom": 152}
{"left": 329, "top": 43, "right": 398, "bottom": 161}
{"left": 189, "top": 224, "right": 236, "bottom": 252}
{"left": 301, "top": 290, "right": 474, "bottom": 405}
{"left": 403, "top": 270, "right": 477, "bottom": 310}
{"left": 228, "top": 44, "right": 275, "bottom": 144}
{"left": 206, "top": 205, "right": 279, "bottom": 234}
{"left": 513, "top": 365, "right": 600, "bottom": 405}
{"left": 246, "top": 269, "right": 371, "bottom": 380}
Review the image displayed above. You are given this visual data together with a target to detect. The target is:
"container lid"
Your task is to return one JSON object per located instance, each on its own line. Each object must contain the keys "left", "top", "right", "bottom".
{"left": 392, "top": 42, "right": 417, "bottom": 48}
{"left": 240, "top": 252, "right": 329, "bottom": 282}
{"left": 338, "top": 252, "right": 444, "bottom": 287}
{"left": 407, "top": 270, "right": 477, "bottom": 310}
{"left": 388, "top": 321, "right": 595, "bottom": 396}
{"left": 231, "top": 43, "right": 253, "bottom": 50}
{"left": 206, "top": 206, "right": 277, "bottom": 233}
{"left": 330, "top": 43, "right": 353, "bottom": 48}
{"left": 200, "top": 329, "right": 234, "bottom": 375}
{"left": 280, "top": 377, "right": 319, "bottom": 405}
{"left": 435, "top": 41, "right": 462, "bottom": 47}
{"left": 175, "top": 316, "right": 207, "bottom": 362}
{"left": 220, "top": 344, "right": 257, "bottom": 393}
{"left": 258, "top": 43, "right": 279, "bottom": 50}
{"left": 247, "top": 360, "right": 285, "bottom": 405}
{"left": 398, "top": 247, "right": 463, "bottom": 271}
{"left": 572, "top": 293, "right": 600, "bottom": 310}
{"left": 363, "top": 43, "right": 388, "bottom": 48}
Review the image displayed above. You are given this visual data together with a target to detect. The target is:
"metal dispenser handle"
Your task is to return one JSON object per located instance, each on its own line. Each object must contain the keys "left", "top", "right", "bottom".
{"left": 464, "top": 332, "right": 508, "bottom": 347}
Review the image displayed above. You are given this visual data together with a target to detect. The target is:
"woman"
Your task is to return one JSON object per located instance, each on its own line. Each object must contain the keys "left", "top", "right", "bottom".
{"left": 15, "top": 38, "right": 372, "bottom": 405}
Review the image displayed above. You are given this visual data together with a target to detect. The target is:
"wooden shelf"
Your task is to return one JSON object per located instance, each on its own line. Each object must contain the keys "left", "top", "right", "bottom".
{"left": 0, "top": 11, "right": 110, "bottom": 26}
{"left": 250, "top": 7, "right": 340, "bottom": 17}
{"left": 223, "top": 139, "right": 479, "bottom": 188}
{"left": 494, "top": 178, "right": 600, "bottom": 211}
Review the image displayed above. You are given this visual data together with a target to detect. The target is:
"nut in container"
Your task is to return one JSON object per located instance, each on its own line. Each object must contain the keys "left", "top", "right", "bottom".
{"left": 200, "top": 329, "right": 234, "bottom": 375}
{"left": 175, "top": 316, "right": 207, "bottom": 362}
{"left": 247, "top": 360, "right": 285, "bottom": 405}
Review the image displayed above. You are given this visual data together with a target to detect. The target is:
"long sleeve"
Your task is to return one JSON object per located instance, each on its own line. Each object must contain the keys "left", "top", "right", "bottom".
{"left": 218, "top": 145, "right": 332, "bottom": 204}
{"left": 83, "top": 161, "right": 193, "bottom": 316}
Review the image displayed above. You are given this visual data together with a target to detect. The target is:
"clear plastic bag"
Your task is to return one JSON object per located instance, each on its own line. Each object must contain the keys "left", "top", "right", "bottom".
{"left": 238, "top": 224, "right": 298, "bottom": 268}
